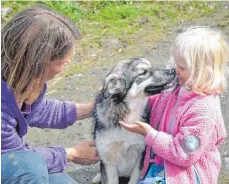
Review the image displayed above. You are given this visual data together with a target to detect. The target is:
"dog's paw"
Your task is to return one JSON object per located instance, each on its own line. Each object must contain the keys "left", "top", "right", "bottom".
{"left": 92, "top": 173, "right": 101, "bottom": 184}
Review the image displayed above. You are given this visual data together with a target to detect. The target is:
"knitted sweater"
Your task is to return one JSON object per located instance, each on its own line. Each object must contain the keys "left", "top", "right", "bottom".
{"left": 1, "top": 79, "right": 77, "bottom": 173}
{"left": 141, "top": 86, "right": 227, "bottom": 184}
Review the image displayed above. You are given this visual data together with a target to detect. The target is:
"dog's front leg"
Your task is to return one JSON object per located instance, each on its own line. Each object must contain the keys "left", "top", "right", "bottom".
{"left": 128, "top": 159, "right": 141, "bottom": 184}
{"left": 106, "top": 165, "right": 119, "bottom": 184}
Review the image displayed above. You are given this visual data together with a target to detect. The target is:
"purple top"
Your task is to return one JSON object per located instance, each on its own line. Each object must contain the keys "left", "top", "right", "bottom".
{"left": 21, "top": 103, "right": 31, "bottom": 117}
{"left": 1, "top": 79, "right": 77, "bottom": 173}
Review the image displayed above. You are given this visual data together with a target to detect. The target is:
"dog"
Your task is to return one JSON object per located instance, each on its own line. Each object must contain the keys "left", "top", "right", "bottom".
{"left": 92, "top": 58, "right": 176, "bottom": 184}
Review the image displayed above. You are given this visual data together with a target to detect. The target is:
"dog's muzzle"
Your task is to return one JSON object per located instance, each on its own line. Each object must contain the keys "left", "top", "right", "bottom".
{"left": 144, "top": 68, "right": 177, "bottom": 95}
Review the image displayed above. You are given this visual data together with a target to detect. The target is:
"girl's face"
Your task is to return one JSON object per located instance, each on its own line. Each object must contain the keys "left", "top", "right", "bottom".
{"left": 174, "top": 49, "right": 191, "bottom": 86}
{"left": 47, "top": 50, "right": 73, "bottom": 80}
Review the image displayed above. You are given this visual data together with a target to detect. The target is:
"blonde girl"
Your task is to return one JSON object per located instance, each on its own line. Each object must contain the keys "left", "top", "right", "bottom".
{"left": 120, "top": 27, "right": 229, "bottom": 184}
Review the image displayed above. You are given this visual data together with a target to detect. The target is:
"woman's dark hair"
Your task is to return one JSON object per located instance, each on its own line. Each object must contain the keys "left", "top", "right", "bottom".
{"left": 1, "top": 4, "right": 81, "bottom": 103}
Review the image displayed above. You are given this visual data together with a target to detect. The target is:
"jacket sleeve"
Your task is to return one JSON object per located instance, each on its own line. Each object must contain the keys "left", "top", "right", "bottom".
{"left": 1, "top": 113, "right": 67, "bottom": 173}
{"left": 31, "top": 146, "right": 67, "bottom": 173}
{"left": 28, "top": 99, "right": 77, "bottom": 129}
{"left": 144, "top": 102, "right": 225, "bottom": 167}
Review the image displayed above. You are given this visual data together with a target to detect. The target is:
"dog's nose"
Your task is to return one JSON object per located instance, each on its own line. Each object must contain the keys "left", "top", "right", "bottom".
{"left": 168, "top": 68, "right": 176, "bottom": 75}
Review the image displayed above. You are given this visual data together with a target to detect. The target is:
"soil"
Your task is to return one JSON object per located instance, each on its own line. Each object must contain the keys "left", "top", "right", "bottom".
{"left": 25, "top": 2, "right": 229, "bottom": 184}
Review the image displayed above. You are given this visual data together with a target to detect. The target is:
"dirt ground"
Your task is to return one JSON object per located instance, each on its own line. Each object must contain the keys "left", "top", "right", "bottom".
{"left": 25, "top": 2, "right": 229, "bottom": 184}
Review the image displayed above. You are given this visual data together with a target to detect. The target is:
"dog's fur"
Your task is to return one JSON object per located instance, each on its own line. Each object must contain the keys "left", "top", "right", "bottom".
{"left": 92, "top": 58, "right": 176, "bottom": 184}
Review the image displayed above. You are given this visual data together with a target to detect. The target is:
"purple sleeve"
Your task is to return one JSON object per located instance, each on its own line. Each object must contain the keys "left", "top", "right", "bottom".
{"left": 31, "top": 146, "right": 67, "bottom": 173}
{"left": 28, "top": 99, "right": 77, "bottom": 129}
{"left": 1, "top": 113, "right": 67, "bottom": 173}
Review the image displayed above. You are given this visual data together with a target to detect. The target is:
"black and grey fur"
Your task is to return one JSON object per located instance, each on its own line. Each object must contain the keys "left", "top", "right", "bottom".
{"left": 92, "top": 58, "right": 176, "bottom": 184}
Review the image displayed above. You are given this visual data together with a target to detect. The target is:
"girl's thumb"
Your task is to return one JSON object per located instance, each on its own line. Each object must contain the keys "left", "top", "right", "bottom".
{"left": 136, "top": 121, "right": 144, "bottom": 126}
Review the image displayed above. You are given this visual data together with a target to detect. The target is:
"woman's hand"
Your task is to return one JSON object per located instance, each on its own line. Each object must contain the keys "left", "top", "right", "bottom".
{"left": 65, "top": 140, "right": 99, "bottom": 165}
{"left": 119, "top": 120, "right": 153, "bottom": 136}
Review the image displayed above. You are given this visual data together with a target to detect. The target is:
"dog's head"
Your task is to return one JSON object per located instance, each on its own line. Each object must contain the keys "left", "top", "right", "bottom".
{"left": 101, "top": 58, "right": 176, "bottom": 100}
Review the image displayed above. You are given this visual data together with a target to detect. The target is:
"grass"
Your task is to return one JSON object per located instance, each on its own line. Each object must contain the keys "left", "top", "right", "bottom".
{"left": 2, "top": 1, "right": 219, "bottom": 37}
{"left": 1, "top": 1, "right": 221, "bottom": 77}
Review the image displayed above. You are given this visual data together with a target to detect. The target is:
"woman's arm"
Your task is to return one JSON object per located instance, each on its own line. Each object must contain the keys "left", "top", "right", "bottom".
{"left": 1, "top": 113, "right": 98, "bottom": 173}
{"left": 76, "top": 103, "right": 94, "bottom": 120}
{"left": 28, "top": 99, "right": 94, "bottom": 129}
{"left": 1, "top": 114, "right": 66, "bottom": 173}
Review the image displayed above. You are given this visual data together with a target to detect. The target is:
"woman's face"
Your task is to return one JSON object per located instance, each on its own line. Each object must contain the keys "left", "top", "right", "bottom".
{"left": 46, "top": 50, "right": 73, "bottom": 80}
{"left": 174, "top": 49, "right": 191, "bottom": 86}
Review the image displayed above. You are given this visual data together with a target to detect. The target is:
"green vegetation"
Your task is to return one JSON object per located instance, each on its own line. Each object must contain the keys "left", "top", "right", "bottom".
{"left": 1, "top": 1, "right": 221, "bottom": 77}
{"left": 1, "top": 1, "right": 219, "bottom": 37}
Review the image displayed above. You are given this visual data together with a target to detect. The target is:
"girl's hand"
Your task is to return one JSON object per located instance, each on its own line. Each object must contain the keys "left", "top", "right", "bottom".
{"left": 65, "top": 140, "right": 100, "bottom": 165}
{"left": 119, "top": 120, "right": 153, "bottom": 136}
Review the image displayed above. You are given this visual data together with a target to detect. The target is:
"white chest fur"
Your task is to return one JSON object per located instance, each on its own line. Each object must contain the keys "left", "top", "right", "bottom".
{"left": 95, "top": 98, "right": 147, "bottom": 177}
{"left": 125, "top": 98, "right": 147, "bottom": 124}
{"left": 96, "top": 129, "right": 145, "bottom": 177}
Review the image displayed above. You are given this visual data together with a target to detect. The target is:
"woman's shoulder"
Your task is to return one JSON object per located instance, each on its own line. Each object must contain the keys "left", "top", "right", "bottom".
{"left": 1, "top": 110, "right": 18, "bottom": 128}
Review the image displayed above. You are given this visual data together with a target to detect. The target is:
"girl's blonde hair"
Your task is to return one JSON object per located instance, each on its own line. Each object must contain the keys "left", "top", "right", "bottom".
{"left": 169, "top": 26, "right": 229, "bottom": 95}
{"left": 1, "top": 5, "right": 81, "bottom": 103}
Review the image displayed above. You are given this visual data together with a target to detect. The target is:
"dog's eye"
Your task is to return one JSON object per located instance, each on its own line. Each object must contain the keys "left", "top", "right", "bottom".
{"left": 139, "top": 70, "right": 148, "bottom": 76}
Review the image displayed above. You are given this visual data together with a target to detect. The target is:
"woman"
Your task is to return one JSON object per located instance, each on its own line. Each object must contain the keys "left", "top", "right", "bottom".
{"left": 1, "top": 5, "right": 98, "bottom": 184}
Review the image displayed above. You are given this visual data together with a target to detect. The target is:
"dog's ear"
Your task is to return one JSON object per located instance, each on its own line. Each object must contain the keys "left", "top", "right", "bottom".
{"left": 102, "top": 74, "right": 127, "bottom": 99}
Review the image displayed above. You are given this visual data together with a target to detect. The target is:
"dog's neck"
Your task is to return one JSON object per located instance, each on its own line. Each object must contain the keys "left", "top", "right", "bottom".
{"left": 124, "top": 97, "right": 148, "bottom": 124}
{"left": 128, "top": 98, "right": 145, "bottom": 110}
{"left": 95, "top": 93, "right": 148, "bottom": 128}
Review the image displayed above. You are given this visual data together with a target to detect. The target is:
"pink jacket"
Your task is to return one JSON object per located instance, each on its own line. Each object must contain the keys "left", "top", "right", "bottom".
{"left": 141, "top": 86, "right": 227, "bottom": 184}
